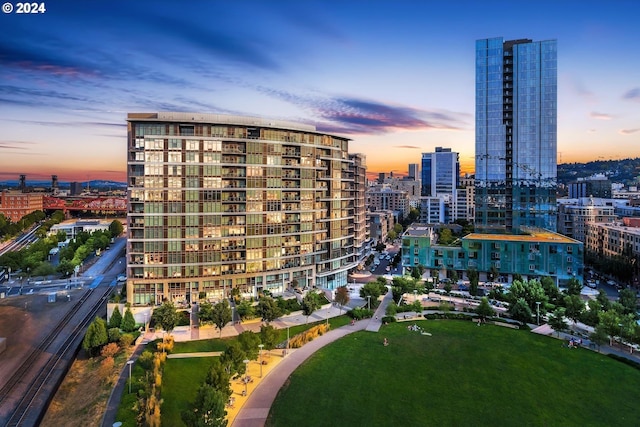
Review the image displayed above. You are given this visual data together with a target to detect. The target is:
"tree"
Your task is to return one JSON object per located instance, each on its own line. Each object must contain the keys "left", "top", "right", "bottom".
{"left": 235, "top": 299, "right": 255, "bottom": 321}
{"left": 443, "top": 281, "right": 452, "bottom": 297}
{"left": 301, "top": 292, "right": 321, "bottom": 323}
{"left": 257, "top": 296, "right": 283, "bottom": 323}
{"left": 121, "top": 307, "right": 137, "bottom": 332}
{"left": 220, "top": 342, "right": 247, "bottom": 375}
{"left": 153, "top": 301, "right": 179, "bottom": 334}
{"left": 109, "top": 306, "right": 123, "bottom": 329}
{"left": 467, "top": 268, "right": 479, "bottom": 296}
{"left": 237, "top": 330, "right": 261, "bottom": 360}
{"left": 259, "top": 324, "right": 279, "bottom": 350}
{"left": 547, "top": 308, "right": 568, "bottom": 337}
{"left": 198, "top": 301, "right": 214, "bottom": 325}
{"left": 565, "top": 277, "right": 583, "bottom": 296}
{"left": 596, "top": 289, "right": 611, "bottom": 311}
{"left": 387, "top": 230, "right": 397, "bottom": 241}
{"left": 334, "top": 286, "right": 350, "bottom": 314}
{"left": 563, "top": 294, "right": 585, "bottom": 325}
{"left": 438, "top": 228, "right": 454, "bottom": 245}
{"left": 540, "top": 276, "right": 560, "bottom": 305}
{"left": 360, "top": 281, "right": 383, "bottom": 307}
{"left": 619, "top": 313, "right": 637, "bottom": 352}
{"left": 205, "top": 359, "right": 232, "bottom": 399}
{"left": 211, "top": 300, "right": 232, "bottom": 337}
{"left": 598, "top": 310, "right": 621, "bottom": 346}
{"left": 109, "top": 220, "right": 124, "bottom": 237}
{"left": 182, "top": 384, "right": 228, "bottom": 427}
{"left": 508, "top": 298, "right": 533, "bottom": 323}
{"left": 82, "top": 316, "right": 108, "bottom": 357}
{"left": 57, "top": 259, "right": 75, "bottom": 277}
{"left": 475, "top": 297, "right": 494, "bottom": 320}
{"left": 617, "top": 288, "right": 637, "bottom": 315}
{"left": 590, "top": 326, "right": 609, "bottom": 352}
{"left": 580, "top": 299, "right": 601, "bottom": 327}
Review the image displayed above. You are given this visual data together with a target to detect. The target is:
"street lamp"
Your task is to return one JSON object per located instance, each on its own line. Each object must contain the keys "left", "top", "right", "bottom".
{"left": 258, "top": 344, "right": 264, "bottom": 377}
{"left": 127, "top": 360, "right": 134, "bottom": 394}
{"left": 367, "top": 295, "right": 371, "bottom": 310}
{"left": 535, "top": 301, "right": 541, "bottom": 325}
{"left": 243, "top": 359, "right": 250, "bottom": 395}
{"left": 286, "top": 323, "right": 290, "bottom": 355}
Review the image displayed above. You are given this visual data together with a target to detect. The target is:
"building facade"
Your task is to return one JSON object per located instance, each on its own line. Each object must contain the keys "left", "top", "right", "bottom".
{"left": 350, "top": 153, "right": 370, "bottom": 263}
{"left": 0, "top": 190, "right": 43, "bottom": 222}
{"left": 126, "top": 112, "right": 359, "bottom": 305}
{"left": 367, "top": 187, "right": 410, "bottom": 220}
{"left": 421, "top": 147, "right": 459, "bottom": 198}
{"left": 402, "top": 224, "right": 583, "bottom": 286}
{"left": 475, "top": 37, "right": 557, "bottom": 232}
{"left": 557, "top": 197, "right": 617, "bottom": 242}
{"left": 368, "top": 210, "right": 395, "bottom": 243}
{"left": 408, "top": 163, "right": 419, "bottom": 180}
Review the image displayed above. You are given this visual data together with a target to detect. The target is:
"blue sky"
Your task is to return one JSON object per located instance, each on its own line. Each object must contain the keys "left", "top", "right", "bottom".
{"left": 1, "top": 0, "right": 639, "bottom": 182}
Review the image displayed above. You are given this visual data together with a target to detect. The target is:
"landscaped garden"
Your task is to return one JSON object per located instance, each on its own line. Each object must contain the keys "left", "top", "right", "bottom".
{"left": 267, "top": 320, "right": 640, "bottom": 426}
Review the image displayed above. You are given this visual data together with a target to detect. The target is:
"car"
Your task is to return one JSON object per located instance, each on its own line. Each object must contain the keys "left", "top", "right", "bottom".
{"left": 117, "top": 274, "right": 127, "bottom": 283}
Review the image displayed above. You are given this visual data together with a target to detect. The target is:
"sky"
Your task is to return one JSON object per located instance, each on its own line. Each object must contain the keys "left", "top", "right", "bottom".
{"left": 1, "top": 0, "right": 639, "bottom": 183}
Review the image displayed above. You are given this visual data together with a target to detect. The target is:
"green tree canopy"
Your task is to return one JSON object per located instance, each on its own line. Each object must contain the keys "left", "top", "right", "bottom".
{"left": 121, "top": 307, "right": 137, "bottom": 332}
{"left": 211, "top": 300, "right": 232, "bottom": 337}
{"left": 564, "top": 277, "right": 583, "bottom": 296}
{"left": 563, "top": 294, "right": 585, "bottom": 325}
{"left": 617, "top": 288, "right": 637, "bottom": 315}
{"left": 198, "top": 301, "right": 214, "bottom": 325}
{"left": 598, "top": 310, "right": 621, "bottom": 346}
{"left": 153, "top": 301, "right": 179, "bottom": 334}
{"left": 476, "top": 297, "right": 495, "bottom": 320}
{"left": 220, "top": 341, "right": 247, "bottom": 376}
{"left": 182, "top": 384, "right": 228, "bottom": 427}
{"left": 547, "top": 308, "right": 568, "bottom": 337}
{"left": 109, "top": 220, "right": 124, "bottom": 237}
{"left": 301, "top": 292, "right": 322, "bottom": 323}
{"left": 508, "top": 297, "right": 533, "bottom": 323}
{"left": 82, "top": 316, "right": 108, "bottom": 357}
{"left": 108, "top": 306, "right": 123, "bottom": 329}
{"left": 237, "top": 330, "right": 261, "bottom": 360}
{"left": 257, "top": 296, "right": 283, "bottom": 323}
{"left": 259, "top": 324, "right": 280, "bottom": 350}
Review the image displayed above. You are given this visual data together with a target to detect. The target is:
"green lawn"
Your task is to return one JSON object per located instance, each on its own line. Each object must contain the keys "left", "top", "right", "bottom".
{"left": 173, "top": 338, "right": 229, "bottom": 353}
{"left": 161, "top": 357, "right": 213, "bottom": 426}
{"left": 267, "top": 320, "right": 640, "bottom": 427}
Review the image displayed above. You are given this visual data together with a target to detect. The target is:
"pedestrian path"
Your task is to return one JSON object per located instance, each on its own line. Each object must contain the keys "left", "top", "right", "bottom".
{"left": 167, "top": 351, "right": 222, "bottom": 359}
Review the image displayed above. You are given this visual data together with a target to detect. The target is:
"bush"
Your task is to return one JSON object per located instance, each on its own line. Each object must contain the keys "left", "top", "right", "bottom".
{"left": 381, "top": 316, "right": 396, "bottom": 324}
{"left": 120, "top": 333, "right": 135, "bottom": 348}
{"left": 289, "top": 324, "right": 330, "bottom": 348}
{"left": 108, "top": 327, "right": 121, "bottom": 343}
{"left": 348, "top": 307, "right": 374, "bottom": 320}
{"left": 101, "top": 342, "right": 120, "bottom": 358}
{"left": 138, "top": 351, "right": 155, "bottom": 371}
{"left": 176, "top": 310, "right": 190, "bottom": 327}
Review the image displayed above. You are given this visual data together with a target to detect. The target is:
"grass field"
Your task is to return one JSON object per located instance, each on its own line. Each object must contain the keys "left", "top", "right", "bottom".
{"left": 267, "top": 320, "right": 640, "bottom": 427}
{"left": 162, "top": 357, "right": 213, "bottom": 425}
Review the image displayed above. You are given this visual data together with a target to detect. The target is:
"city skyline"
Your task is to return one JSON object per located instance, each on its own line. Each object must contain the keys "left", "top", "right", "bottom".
{"left": 1, "top": 0, "right": 639, "bottom": 182}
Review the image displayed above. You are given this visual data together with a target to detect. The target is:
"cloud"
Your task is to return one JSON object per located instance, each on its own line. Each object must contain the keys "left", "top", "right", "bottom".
{"left": 590, "top": 111, "right": 612, "bottom": 120}
{"left": 622, "top": 88, "right": 640, "bottom": 101}
{"left": 0, "top": 41, "right": 98, "bottom": 77}
{"left": 257, "top": 87, "right": 467, "bottom": 135}
{"left": 0, "top": 140, "right": 38, "bottom": 150}
{"left": 394, "top": 145, "right": 422, "bottom": 149}
{"left": 0, "top": 118, "right": 125, "bottom": 128}
{"left": 619, "top": 128, "right": 640, "bottom": 135}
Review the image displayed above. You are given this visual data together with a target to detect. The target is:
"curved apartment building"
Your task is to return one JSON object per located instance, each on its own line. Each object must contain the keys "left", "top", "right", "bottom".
{"left": 126, "top": 113, "right": 359, "bottom": 305}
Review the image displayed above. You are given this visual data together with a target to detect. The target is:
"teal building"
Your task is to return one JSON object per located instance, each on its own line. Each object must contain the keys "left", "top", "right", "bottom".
{"left": 402, "top": 224, "right": 583, "bottom": 286}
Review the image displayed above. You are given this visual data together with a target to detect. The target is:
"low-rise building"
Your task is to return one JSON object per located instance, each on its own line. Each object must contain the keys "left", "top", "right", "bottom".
{"left": 402, "top": 224, "right": 583, "bottom": 286}
{"left": 0, "top": 190, "right": 43, "bottom": 222}
{"left": 49, "top": 219, "right": 113, "bottom": 239}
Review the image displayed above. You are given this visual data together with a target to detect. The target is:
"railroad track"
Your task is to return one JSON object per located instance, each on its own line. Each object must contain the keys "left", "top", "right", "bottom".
{"left": 0, "top": 284, "right": 112, "bottom": 427}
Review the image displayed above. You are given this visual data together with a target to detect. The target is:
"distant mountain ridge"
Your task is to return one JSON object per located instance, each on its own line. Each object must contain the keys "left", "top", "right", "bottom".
{"left": 557, "top": 157, "right": 640, "bottom": 185}
{"left": 0, "top": 179, "right": 127, "bottom": 189}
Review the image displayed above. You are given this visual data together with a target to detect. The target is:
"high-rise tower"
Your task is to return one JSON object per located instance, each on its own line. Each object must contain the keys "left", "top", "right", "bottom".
{"left": 126, "top": 113, "right": 358, "bottom": 305}
{"left": 421, "top": 147, "right": 459, "bottom": 198}
{"left": 475, "top": 37, "right": 557, "bottom": 232}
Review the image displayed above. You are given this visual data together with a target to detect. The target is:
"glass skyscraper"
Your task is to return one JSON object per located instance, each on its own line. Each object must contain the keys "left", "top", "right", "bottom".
{"left": 475, "top": 37, "right": 557, "bottom": 233}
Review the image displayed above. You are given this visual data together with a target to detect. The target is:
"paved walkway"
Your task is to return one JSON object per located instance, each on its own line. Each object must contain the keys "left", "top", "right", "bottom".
{"left": 232, "top": 319, "right": 370, "bottom": 427}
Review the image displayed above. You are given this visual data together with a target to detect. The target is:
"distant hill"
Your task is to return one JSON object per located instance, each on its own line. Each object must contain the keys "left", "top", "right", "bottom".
{"left": 0, "top": 180, "right": 127, "bottom": 190}
{"left": 558, "top": 157, "right": 640, "bottom": 186}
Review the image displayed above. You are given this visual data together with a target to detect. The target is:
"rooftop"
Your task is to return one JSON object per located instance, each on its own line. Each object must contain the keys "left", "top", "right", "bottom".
{"left": 463, "top": 230, "right": 580, "bottom": 244}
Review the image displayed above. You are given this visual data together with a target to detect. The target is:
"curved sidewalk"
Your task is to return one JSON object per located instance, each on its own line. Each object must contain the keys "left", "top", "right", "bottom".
{"left": 232, "top": 320, "right": 369, "bottom": 427}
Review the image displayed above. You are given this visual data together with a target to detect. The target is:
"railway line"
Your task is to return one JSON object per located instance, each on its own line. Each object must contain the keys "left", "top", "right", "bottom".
{"left": 0, "top": 246, "right": 124, "bottom": 426}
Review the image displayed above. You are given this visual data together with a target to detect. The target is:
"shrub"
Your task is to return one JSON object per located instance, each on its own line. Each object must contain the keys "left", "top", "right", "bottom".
{"left": 101, "top": 342, "right": 120, "bottom": 358}
{"left": 108, "top": 327, "right": 121, "bottom": 343}
{"left": 381, "top": 316, "right": 397, "bottom": 323}
{"left": 288, "top": 324, "right": 330, "bottom": 348}
{"left": 138, "top": 350, "right": 155, "bottom": 371}
{"left": 348, "top": 307, "right": 374, "bottom": 320}
{"left": 99, "top": 356, "right": 115, "bottom": 384}
{"left": 119, "top": 333, "right": 134, "bottom": 348}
